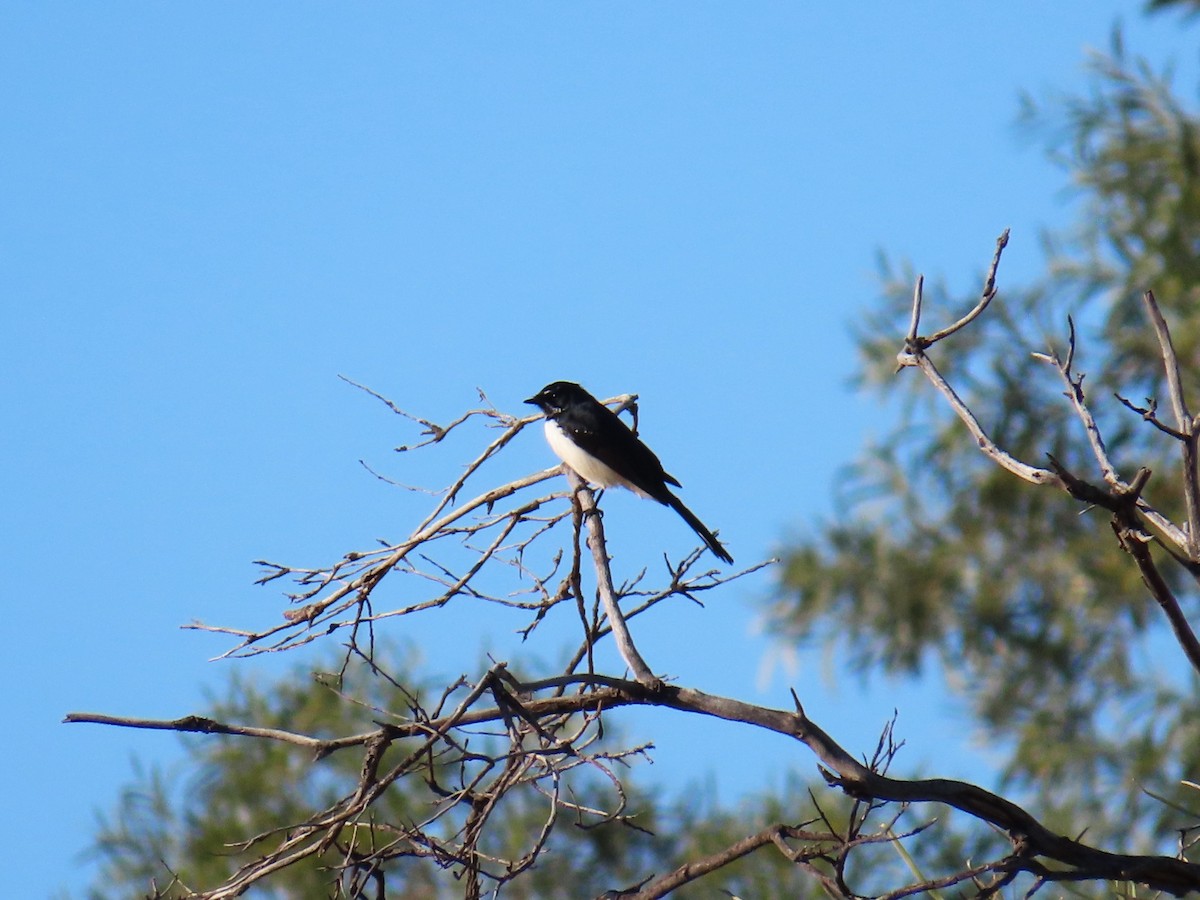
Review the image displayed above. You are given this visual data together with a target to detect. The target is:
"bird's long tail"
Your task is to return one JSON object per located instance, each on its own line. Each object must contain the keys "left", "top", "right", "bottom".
{"left": 665, "top": 492, "right": 733, "bottom": 564}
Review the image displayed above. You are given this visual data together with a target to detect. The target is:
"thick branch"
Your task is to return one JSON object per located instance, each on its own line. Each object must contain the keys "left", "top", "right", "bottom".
{"left": 66, "top": 675, "right": 1200, "bottom": 896}
{"left": 1117, "top": 525, "right": 1200, "bottom": 675}
{"left": 661, "top": 686, "right": 1200, "bottom": 896}
{"left": 1048, "top": 456, "right": 1200, "bottom": 676}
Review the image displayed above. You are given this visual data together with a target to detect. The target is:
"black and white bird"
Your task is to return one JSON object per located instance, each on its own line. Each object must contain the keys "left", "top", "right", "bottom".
{"left": 525, "top": 380, "right": 733, "bottom": 564}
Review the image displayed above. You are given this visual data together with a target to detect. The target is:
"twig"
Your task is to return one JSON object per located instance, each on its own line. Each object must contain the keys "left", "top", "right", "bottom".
{"left": 897, "top": 233, "right": 1059, "bottom": 487}
{"left": 923, "top": 229, "right": 1010, "bottom": 346}
{"left": 187, "top": 467, "right": 561, "bottom": 657}
{"left": 900, "top": 336, "right": 1059, "bottom": 486}
{"left": 1035, "top": 320, "right": 1190, "bottom": 551}
{"left": 628, "top": 823, "right": 838, "bottom": 899}
{"left": 61, "top": 712, "right": 334, "bottom": 753}
{"left": 1140, "top": 290, "right": 1200, "bottom": 559}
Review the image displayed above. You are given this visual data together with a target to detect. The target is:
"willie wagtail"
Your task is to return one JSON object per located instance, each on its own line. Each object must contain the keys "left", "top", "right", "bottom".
{"left": 525, "top": 381, "right": 733, "bottom": 564}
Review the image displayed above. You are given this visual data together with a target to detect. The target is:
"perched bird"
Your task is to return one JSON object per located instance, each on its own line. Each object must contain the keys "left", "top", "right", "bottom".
{"left": 525, "top": 380, "right": 733, "bottom": 564}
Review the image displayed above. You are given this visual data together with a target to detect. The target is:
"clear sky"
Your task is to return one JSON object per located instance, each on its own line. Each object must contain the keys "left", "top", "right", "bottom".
{"left": 3, "top": 4, "right": 1196, "bottom": 896}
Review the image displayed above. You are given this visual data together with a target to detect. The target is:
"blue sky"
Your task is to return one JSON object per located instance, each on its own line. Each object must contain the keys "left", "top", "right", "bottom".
{"left": 3, "top": 4, "right": 1196, "bottom": 896}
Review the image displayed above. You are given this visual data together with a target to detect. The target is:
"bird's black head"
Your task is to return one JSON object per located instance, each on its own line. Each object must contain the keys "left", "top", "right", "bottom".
{"left": 525, "top": 381, "right": 593, "bottom": 416}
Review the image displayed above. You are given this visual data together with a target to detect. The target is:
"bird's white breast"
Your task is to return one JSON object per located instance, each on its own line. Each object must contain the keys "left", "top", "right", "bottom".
{"left": 544, "top": 420, "right": 639, "bottom": 492}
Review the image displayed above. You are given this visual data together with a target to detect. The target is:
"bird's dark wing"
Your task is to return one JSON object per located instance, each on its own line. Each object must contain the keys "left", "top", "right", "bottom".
{"left": 561, "top": 399, "right": 680, "bottom": 500}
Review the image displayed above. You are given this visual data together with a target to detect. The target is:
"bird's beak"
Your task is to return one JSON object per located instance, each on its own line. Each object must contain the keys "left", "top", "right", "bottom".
{"left": 524, "top": 395, "right": 540, "bottom": 407}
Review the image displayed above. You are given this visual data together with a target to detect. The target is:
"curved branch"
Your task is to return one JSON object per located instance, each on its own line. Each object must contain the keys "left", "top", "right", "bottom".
{"left": 897, "top": 233, "right": 1059, "bottom": 487}
{"left": 898, "top": 341, "right": 1060, "bottom": 487}
{"left": 66, "top": 674, "right": 1200, "bottom": 897}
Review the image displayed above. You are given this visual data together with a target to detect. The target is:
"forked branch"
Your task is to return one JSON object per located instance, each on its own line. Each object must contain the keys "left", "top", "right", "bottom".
{"left": 66, "top": 673, "right": 1200, "bottom": 896}
{"left": 900, "top": 234, "right": 1200, "bottom": 676}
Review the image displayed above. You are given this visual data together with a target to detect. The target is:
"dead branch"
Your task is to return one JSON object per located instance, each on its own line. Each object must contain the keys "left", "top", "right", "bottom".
{"left": 897, "top": 237, "right": 1060, "bottom": 488}
{"left": 900, "top": 234, "right": 1200, "bottom": 676}
{"left": 626, "top": 823, "right": 840, "bottom": 899}
{"left": 565, "top": 468, "right": 660, "bottom": 688}
{"left": 67, "top": 672, "right": 1200, "bottom": 896}
{"left": 1034, "top": 319, "right": 1189, "bottom": 549}
{"left": 1141, "top": 289, "right": 1200, "bottom": 559}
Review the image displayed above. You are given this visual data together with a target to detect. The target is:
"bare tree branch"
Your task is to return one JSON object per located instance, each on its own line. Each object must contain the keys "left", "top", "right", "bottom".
{"left": 566, "top": 468, "right": 660, "bottom": 688}
{"left": 1034, "top": 318, "right": 1190, "bottom": 550}
{"left": 66, "top": 672, "right": 1200, "bottom": 896}
{"left": 1140, "top": 289, "right": 1200, "bottom": 559}
{"left": 922, "top": 228, "right": 1010, "bottom": 346}
{"left": 902, "top": 233, "right": 1200, "bottom": 677}
{"left": 897, "top": 247, "right": 1060, "bottom": 487}
{"left": 1110, "top": 512, "right": 1200, "bottom": 676}
{"left": 626, "top": 823, "right": 839, "bottom": 899}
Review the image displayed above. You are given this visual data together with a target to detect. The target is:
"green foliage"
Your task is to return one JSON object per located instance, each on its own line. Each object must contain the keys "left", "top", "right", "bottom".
{"left": 87, "top": 650, "right": 447, "bottom": 898}
{"left": 773, "top": 35, "right": 1200, "bottom": 859}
